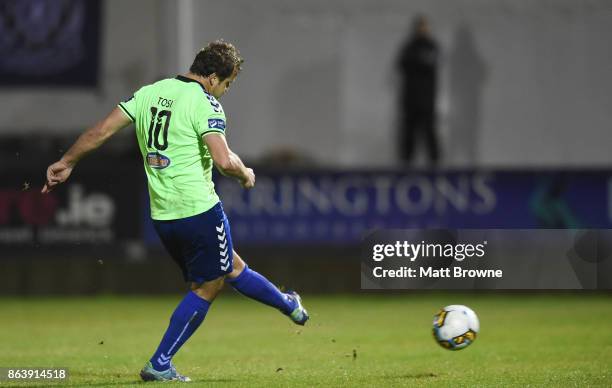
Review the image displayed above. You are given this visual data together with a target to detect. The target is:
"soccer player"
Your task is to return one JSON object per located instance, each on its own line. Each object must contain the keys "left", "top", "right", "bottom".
{"left": 41, "top": 40, "right": 308, "bottom": 382}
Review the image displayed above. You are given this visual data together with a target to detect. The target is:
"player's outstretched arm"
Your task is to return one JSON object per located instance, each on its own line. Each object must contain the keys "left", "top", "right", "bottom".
{"left": 42, "top": 107, "right": 132, "bottom": 194}
{"left": 204, "top": 133, "right": 255, "bottom": 189}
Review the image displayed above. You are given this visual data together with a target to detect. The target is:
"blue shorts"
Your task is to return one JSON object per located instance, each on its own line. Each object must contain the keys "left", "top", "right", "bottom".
{"left": 153, "top": 202, "right": 234, "bottom": 284}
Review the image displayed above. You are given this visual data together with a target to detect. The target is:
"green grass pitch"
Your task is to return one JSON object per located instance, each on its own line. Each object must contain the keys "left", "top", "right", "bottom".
{"left": 0, "top": 293, "right": 610, "bottom": 387}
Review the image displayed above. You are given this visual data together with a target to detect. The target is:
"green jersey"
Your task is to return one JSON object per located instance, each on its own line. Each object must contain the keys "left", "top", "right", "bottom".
{"left": 118, "top": 75, "right": 227, "bottom": 220}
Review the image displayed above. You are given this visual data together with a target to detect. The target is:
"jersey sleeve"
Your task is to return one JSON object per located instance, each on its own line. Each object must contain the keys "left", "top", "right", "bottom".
{"left": 193, "top": 92, "right": 227, "bottom": 137}
{"left": 117, "top": 90, "right": 140, "bottom": 122}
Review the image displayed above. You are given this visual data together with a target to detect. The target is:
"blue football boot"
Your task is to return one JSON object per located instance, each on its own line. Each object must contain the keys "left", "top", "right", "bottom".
{"left": 285, "top": 291, "right": 309, "bottom": 325}
{"left": 140, "top": 361, "right": 191, "bottom": 382}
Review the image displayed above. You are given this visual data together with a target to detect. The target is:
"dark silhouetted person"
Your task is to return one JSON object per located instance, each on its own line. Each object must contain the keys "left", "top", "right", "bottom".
{"left": 397, "top": 16, "right": 440, "bottom": 166}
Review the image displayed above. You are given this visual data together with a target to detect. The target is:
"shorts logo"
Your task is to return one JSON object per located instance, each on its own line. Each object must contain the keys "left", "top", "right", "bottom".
{"left": 146, "top": 152, "right": 171, "bottom": 169}
{"left": 216, "top": 223, "right": 230, "bottom": 271}
{"left": 208, "top": 119, "right": 226, "bottom": 130}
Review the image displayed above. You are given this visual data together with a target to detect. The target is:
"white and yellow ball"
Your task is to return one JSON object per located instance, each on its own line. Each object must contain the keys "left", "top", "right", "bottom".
{"left": 432, "top": 305, "right": 479, "bottom": 350}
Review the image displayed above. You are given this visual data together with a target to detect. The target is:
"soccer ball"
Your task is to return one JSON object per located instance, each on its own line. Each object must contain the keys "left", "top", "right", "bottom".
{"left": 432, "top": 305, "right": 479, "bottom": 350}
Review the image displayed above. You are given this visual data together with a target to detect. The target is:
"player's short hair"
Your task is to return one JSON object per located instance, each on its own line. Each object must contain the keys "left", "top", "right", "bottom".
{"left": 190, "top": 40, "right": 243, "bottom": 81}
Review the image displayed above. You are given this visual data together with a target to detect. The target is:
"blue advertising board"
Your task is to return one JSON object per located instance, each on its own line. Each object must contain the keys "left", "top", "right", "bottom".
{"left": 143, "top": 169, "right": 612, "bottom": 245}
{"left": 0, "top": 0, "right": 101, "bottom": 87}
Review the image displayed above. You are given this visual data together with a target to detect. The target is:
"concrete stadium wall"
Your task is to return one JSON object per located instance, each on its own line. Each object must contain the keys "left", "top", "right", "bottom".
{"left": 192, "top": 0, "right": 612, "bottom": 167}
{"left": 1, "top": 0, "right": 610, "bottom": 168}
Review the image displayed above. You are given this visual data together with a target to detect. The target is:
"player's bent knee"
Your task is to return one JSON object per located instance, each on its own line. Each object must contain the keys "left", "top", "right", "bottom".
{"left": 227, "top": 251, "right": 246, "bottom": 279}
{"left": 190, "top": 277, "right": 225, "bottom": 302}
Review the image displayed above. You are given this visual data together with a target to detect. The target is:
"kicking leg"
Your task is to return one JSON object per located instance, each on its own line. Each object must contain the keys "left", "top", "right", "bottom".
{"left": 225, "top": 251, "right": 309, "bottom": 325}
{"left": 141, "top": 277, "right": 224, "bottom": 382}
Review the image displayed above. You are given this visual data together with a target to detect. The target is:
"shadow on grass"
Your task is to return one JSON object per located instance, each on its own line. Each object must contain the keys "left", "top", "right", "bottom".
{"left": 17, "top": 378, "right": 238, "bottom": 387}
{"left": 378, "top": 372, "right": 438, "bottom": 380}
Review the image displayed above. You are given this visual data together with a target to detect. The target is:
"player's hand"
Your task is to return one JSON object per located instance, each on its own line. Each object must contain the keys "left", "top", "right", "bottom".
{"left": 240, "top": 168, "right": 255, "bottom": 189}
{"left": 42, "top": 160, "right": 74, "bottom": 194}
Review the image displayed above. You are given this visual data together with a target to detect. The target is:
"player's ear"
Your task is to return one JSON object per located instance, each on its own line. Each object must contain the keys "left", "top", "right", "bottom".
{"left": 209, "top": 73, "right": 219, "bottom": 87}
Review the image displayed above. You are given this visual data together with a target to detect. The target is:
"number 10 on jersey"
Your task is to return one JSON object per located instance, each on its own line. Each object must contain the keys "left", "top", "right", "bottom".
{"left": 147, "top": 107, "right": 172, "bottom": 151}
